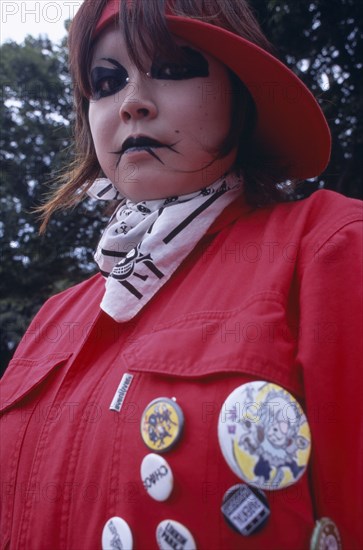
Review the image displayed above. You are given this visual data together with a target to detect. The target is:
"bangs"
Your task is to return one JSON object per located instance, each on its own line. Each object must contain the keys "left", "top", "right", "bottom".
{"left": 120, "top": 0, "right": 187, "bottom": 73}
{"left": 70, "top": 0, "right": 273, "bottom": 98}
{"left": 118, "top": 0, "right": 273, "bottom": 70}
{"left": 68, "top": 0, "right": 108, "bottom": 98}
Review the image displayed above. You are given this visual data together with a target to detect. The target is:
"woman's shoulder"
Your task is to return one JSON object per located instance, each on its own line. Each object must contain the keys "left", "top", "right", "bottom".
{"left": 34, "top": 272, "right": 105, "bottom": 326}
{"left": 273, "top": 188, "right": 362, "bottom": 221}
{"left": 290, "top": 187, "right": 361, "bottom": 214}
{"left": 257, "top": 189, "right": 362, "bottom": 245}
{"left": 286, "top": 188, "right": 361, "bottom": 240}
{"left": 266, "top": 189, "right": 363, "bottom": 265}
{"left": 45, "top": 272, "right": 104, "bottom": 306}
{"left": 6, "top": 274, "right": 105, "bottom": 366}
{"left": 228, "top": 189, "right": 362, "bottom": 267}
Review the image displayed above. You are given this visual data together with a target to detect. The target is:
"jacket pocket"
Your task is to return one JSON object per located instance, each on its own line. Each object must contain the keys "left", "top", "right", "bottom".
{"left": 123, "top": 295, "right": 303, "bottom": 397}
{"left": 0, "top": 353, "right": 72, "bottom": 413}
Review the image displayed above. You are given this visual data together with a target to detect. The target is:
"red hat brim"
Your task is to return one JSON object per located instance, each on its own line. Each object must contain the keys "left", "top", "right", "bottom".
{"left": 95, "top": 5, "right": 331, "bottom": 179}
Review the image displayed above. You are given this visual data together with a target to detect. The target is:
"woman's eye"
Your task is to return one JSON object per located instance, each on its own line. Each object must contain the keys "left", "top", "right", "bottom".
{"left": 96, "top": 76, "right": 122, "bottom": 95}
{"left": 151, "top": 47, "right": 209, "bottom": 81}
{"left": 151, "top": 63, "right": 194, "bottom": 80}
{"left": 90, "top": 66, "right": 128, "bottom": 99}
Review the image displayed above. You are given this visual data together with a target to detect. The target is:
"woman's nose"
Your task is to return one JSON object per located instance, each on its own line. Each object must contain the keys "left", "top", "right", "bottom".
{"left": 119, "top": 75, "right": 158, "bottom": 122}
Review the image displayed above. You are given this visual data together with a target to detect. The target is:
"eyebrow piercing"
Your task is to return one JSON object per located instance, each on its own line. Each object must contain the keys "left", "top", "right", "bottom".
{"left": 125, "top": 74, "right": 150, "bottom": 83}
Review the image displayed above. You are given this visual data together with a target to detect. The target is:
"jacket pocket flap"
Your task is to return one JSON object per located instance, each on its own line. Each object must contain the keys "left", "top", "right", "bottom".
{"left": 123, "top": 312, "right": 303, "bottom": 396}
{"left": 0, "top": 353, "right": 72, "bottom": 413}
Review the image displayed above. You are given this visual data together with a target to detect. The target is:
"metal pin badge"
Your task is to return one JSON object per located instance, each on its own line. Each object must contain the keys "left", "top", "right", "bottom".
{"left": 156, "top": 520, "right": 196, "bottom": 550}
{"left": 310, "top": 517, "right": 342, "bottom": 550}
{"left": 102, "top": 517, "right": 133, "bottom": 550}
{"left": 221, "top": 484, "right": 270, "bottom": 536}
{"left": 141, "top": 397, "right": 184, "bottom": 453}
{"left": 218, "top": 381, "right": 311, "bottom": 490}
{"left": 141, "top": 453, "right": 174, "bottom": 501}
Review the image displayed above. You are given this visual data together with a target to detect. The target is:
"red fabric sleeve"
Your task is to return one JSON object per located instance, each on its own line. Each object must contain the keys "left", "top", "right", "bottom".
{"left": 297, "top": 220, "right": 363, "bottom": 548}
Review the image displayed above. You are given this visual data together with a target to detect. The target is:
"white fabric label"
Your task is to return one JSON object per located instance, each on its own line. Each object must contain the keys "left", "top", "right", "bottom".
{"left": 109, "top": 373, "right": 133, "bottom": 412}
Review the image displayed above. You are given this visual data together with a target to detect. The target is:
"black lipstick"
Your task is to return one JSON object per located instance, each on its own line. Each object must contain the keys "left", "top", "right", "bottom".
{"left": 111, "top": 136, "right": 180, "bottom": 167}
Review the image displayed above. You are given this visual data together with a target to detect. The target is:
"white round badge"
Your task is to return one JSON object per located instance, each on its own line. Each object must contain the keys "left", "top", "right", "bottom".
{"left": 102, "top": 516, "right": 133, "bottom": 550}
{"left": 156, "top": 520, "right": 196, "bottom": 550}
{"left": 141, "top": 453, "right": 174, "bottom": 501}
{"left": 218, "top": 381, "right": 311, "bottom": 490}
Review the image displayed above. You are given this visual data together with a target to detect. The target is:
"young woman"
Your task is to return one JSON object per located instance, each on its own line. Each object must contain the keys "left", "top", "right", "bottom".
{"left": 1, "top": 1, "right": 362, "bottom": 549}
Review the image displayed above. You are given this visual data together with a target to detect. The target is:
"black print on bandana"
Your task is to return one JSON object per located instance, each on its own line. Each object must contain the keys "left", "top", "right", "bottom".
{"left": 163, "top": 182, "right": 227, "bottom": 244}
{"left": 136, "top": 202, "right": 152, "bottom": 214}
{"left": 115, "top": 221, "right": 129, "bottom": 235}
{"left": 201, "top": 181, "right": 228, "bottom": 197}
{"left": 111, "top": 244, "right": 164, "bottom": 299}
{"left": 106, "top": 180, "right": 231, "bottom": 301}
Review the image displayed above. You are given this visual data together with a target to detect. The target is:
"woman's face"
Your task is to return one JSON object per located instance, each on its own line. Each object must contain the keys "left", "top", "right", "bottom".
{"left": 88, "top": 27, "right": 237, "bottom": 201}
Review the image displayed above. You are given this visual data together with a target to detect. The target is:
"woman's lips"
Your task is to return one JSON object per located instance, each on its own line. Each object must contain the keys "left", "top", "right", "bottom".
{"left": 112, "top": 136, "right": 180, "bottom": 167}
{"left": 122, "top": 136, "right": 166, "bottom": 153}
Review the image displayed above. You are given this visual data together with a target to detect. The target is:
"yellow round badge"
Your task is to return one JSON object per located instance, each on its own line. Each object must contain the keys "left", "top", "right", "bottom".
{"left": 218, "top": 381, "right": 311, "bottom": 490}
{"left": 141, "top": 397, "right": 184, "bottom": 453}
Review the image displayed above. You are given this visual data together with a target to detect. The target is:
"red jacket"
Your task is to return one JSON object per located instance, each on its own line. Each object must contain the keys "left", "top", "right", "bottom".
{"left": 1, "top": 190, "right": 362, "bottom": 549}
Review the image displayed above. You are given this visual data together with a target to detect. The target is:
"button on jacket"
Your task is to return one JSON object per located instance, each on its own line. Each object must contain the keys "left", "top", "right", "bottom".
{"left": 1, "top": 189, "right": 362, "bottom": 549}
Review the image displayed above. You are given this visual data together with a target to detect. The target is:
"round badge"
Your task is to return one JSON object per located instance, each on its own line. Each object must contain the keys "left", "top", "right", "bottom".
{"left": 102, "top": 516, "right": 133, "bottom": 550}
{"left": 310, "top": 518, "right": 342, "bottom": 550}
{"left": 141, "top": 453, "right": 174, "bottom": 501}
{"left": 141, "top": 397, "right": 184, "bottom": 453}
{"left": 218, "top": 381, "right": 311, "bottom": 490}
{"left": 156, "top": 520, "right": 196, "bottom": 550}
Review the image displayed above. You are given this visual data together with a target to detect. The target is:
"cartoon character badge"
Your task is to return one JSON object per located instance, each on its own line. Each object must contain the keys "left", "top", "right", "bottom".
{"left": 141, "top": 397, "right": 184, "bottom": 453}
{"left": 218, "top": 381, "right": 311, "bottom": 490}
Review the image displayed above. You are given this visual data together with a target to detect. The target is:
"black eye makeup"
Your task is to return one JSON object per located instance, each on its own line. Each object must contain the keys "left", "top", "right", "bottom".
{"left": 90, "top": 47, "right": 210, "bottom": 100}
{"left": 150, "top": 47, "right": 209, "bottom": 80}
{"left": 90, "top": 58, "right": 128, "bottom": 100}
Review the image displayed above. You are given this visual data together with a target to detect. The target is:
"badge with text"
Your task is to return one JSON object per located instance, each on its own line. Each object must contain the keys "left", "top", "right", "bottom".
{"left": 141, "top": 453, "right": 174, "bottom": 501}
{"left": 310, "top": 517, "right": 342, "bottom": 550}
{"left": 221, "top": 484, "right": 270, "bottom": 536}
{"left": 102, "top": 516, "right": 133, "bottom": 550}
{"left": 156, "top": 520, "right": 196, "bottom": 550}
{"left": 218, "top": 381, "right": 311, "bottom": 490}
{"left": 141, "top": 397, "right": 184, "bottom": 452}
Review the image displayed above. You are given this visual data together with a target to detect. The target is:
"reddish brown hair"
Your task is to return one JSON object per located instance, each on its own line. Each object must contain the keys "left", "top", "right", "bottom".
{"left": 38, "top": 0, "right": 286, "bottom": 232}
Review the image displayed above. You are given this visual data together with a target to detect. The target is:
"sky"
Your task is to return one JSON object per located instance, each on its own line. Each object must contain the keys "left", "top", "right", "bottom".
{"left": 0, "top": 1, "right": 83, "bottom": 45}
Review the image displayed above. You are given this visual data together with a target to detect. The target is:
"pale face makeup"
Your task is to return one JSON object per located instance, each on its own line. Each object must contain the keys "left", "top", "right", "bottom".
{"left": 88, "top": 27, "right": 237, "bottom": 201}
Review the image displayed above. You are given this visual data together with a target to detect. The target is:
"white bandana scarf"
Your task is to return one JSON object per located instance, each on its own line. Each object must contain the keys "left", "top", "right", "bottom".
{"left": 88, "top": 172, "right": 242, "bottom": 322}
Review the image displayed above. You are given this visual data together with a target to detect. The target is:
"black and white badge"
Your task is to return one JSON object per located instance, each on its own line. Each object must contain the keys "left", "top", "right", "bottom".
{"left": 141, "top": 453, "right": 174, "bottom": 501}
{"left": 221, "top": 484, "right": 270, "bottom": 536}
{"left": 156, "top": 520, "right": 196, "bottom": 550}
{"left": 102, "top": 516, "right": 133, "bottom": 550}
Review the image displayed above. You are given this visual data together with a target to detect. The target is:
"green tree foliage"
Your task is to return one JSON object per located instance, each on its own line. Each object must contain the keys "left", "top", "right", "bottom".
{"left": 0, "top": 36, "right": 106, "bottom": 374}
{"left": 1, "top": 1, "right": 362, "bottom": 374}
{"left": 250, "top": 0, "right": 362, "bottom": 199}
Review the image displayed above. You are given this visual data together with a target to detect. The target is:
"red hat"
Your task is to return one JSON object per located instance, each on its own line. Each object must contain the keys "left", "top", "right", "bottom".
{"left": 95, "top": 2, "right": 331, "bottom": 180}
